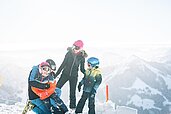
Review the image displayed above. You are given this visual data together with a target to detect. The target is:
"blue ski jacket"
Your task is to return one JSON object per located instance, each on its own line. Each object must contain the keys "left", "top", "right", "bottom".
{"left": 28, "top": 66, "right": 60, "bottom": 100}
{"left": 80, "top": 67, "right": 102, "bottom": 93}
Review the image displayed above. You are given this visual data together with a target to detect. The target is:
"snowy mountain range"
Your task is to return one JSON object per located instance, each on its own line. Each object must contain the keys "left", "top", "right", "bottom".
{"left": 100, "top": 49, "right": 171, "bottom": 114}
{"left": 0, "top": 47, "right": 171, "bottom": 114}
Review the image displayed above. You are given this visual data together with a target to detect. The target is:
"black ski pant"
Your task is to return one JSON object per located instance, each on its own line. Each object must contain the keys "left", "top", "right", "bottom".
{"left": 75, "top": 92, "right": 95, "bottom": 114}
{"left": 57, "top": 73, "right": 78, "bottom": 109}
{"left": 42, "top": 93, "right": 68, "bottom": 114}
{"left": 50, "top": 93, "right": 68, "bottom": 113}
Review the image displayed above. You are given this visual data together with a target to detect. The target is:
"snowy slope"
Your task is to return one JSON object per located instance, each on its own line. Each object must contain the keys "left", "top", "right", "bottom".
{"left": 0, "top": 62, "right": 27, "bottom": 105}
{"left": 1, "top": 47, "right": 171, "bottom": 114}
{"left": 104, "top": 54, "right": 171, "bottom": 114}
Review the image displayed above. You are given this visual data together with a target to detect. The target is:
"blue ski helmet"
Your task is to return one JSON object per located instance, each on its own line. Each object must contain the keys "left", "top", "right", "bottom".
{"left": 87, "top": 57, "right": 99, "bottom": 67}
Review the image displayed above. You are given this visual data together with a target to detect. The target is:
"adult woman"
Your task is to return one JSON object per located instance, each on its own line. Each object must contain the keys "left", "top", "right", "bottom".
{"left": 55, "top": 40, "right": 88, "bottom": 109}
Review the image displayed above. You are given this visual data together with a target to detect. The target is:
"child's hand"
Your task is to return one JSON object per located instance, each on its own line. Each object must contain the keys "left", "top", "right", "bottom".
{"left": 90, "top": 94, "right": 95, "bottom": 98}
{"left": 90, "top": 89, "right": 96, "bottom": 98}
{"left": 90, "top": 88, "right": 96, "bottom": 94}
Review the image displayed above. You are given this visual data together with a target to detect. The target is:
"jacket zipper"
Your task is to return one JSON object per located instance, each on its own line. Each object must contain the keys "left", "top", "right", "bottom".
{"left": 69, "top": 55, "right": 77, "bottom": 76}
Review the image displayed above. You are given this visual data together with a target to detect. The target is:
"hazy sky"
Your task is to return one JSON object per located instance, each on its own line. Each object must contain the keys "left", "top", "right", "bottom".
{"left": 0, "top": 0, "right": 171, "bottom": 49}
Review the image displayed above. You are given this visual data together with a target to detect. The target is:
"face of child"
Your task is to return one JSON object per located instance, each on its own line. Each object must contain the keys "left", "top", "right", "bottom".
{"left": 87, "top": 63, "right": 93, "bottom": 69}
{"left": 40, "top": 66, "right": 51, "bottom": 77}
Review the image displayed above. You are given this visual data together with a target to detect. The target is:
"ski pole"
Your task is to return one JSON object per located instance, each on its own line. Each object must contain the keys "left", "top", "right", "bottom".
{"left": 106, "top": 84, "right": 109, "bottom": 102}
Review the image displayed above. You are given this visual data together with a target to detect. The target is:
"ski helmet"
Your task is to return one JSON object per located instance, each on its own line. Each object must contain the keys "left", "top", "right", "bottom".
{"left": 73, "top": 40, "right": 84, "bottom": 48}
{"left": 87, "top": 57, "right": 99, "bottom": 67}
{"left": 46, "top": 59, "right": 56, "bottom": 71}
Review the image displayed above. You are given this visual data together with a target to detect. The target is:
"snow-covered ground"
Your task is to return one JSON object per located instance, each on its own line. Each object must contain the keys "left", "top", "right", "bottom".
{"left": 1, "top": 47, "right": 171, "bottom": 114}
{"left": 0, "top": 101, "right": 137, "bottom": 114}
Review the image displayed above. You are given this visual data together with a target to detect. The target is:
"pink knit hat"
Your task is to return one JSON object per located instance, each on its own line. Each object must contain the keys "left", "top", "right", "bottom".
{"left": 73, "top": 40, "right": 84, "bottom": 48}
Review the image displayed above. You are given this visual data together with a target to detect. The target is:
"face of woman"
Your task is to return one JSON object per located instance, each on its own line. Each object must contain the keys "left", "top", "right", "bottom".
{"left": 73, "top": 45, "right": 82, "bottom": 54}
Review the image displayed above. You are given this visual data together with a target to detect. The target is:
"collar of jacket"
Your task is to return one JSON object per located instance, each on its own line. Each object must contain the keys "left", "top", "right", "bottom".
{"left": 67, "top": 47, "right": 88, "bottom": 58}
{"left": 86, "top": 67, "right": 101, "bottom": 77}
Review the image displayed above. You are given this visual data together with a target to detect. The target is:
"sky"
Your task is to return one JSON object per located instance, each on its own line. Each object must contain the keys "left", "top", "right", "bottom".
{"left": 0, "top": 0, "right": 171, "bottom": 50}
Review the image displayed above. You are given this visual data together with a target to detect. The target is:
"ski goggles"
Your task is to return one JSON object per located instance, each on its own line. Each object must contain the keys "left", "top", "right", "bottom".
{"left": 73, "top": 45, "right": 81, "bottom": 50}
{"left": 51, "top": 65, "right": 56, "bottom": 71}
{"left": 88, "top": 63, "right": 91, "bottom": 67}
{"left": 41, "top": 66, "right": 51, "bottom": 73}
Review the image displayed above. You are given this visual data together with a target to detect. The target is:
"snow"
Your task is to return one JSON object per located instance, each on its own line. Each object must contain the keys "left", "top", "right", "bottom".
{"left": 1, "top": 47, "right": 171, "bottom": 113}
{"left": 0, "top": 103, "right": 24, "bottom": 114}
{"left": 0, "top": 101, "right": 138, "bottom": 114}
{"left": 116, "top": 106, "right": 137, "bottom": 114}
{"left": 163, "top": 75, "right": 171, "bottom": 90}
{"left": 127, "top": 95, "right": 161, "bottom": 110}
{"left": 124, "top": 77, "right": 162, "bottom": 95}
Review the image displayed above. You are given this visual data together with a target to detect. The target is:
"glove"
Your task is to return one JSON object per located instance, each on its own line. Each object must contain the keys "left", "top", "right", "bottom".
{"left": 78, "top": 82, "right": 82, "bottom": 92}
{"left": 91, "top": 88, "right": 96, "bottom": 94}
{"left": 90, "top": 88, "right": 96, "bottom": 98}
{"left": 44, "top": 83, "right": 50, "bottom": 89}
{"left": 54, "top": 72, "right": 59, "bottom": 78}
{"left": 55, "top": 70, "right": 61, "bottom": 78}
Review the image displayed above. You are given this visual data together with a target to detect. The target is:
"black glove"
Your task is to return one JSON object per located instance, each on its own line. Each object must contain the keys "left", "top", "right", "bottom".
{"left": 91, "top": 88, "right": 96, "bottom": 94}
{"left": 78, "top": 82, "right": 82, "bottom": 92}
{"left": 90, "top": 88, "right": 96, "bottom": 98}
{"left": 44, "top": 83, "right": 50, "bottom": 89}
{"left": 55, "top": 70, "right": 61, "bottom": 78}
{"left": 54, "top": 72, "right": 59, "bottom": 78}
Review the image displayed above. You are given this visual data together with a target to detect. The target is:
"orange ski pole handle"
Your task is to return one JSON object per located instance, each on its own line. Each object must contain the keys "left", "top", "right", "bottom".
{"left": 106, "top": 84, "right": 109, "bottom": 102}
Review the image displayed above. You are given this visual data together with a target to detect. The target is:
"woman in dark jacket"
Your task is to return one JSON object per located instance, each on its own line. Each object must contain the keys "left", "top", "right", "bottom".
{"left": 55, "top": 40, "right": 88, "bottom": 109}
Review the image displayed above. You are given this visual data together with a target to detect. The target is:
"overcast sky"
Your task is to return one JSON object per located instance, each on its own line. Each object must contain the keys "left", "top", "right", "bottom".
{"left": 0, "top": 0, "right": 171, "bottom": 50}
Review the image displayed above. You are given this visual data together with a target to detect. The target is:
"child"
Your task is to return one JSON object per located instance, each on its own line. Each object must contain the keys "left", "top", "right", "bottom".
{"left": 75, "top": 57, "right": 102, "bottom": 114}
{"left": 29, "top": 61, "right": 68, "bottom": 114}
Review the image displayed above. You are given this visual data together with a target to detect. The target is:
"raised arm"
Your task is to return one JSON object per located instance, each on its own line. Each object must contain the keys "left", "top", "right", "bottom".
{"left": 55, "top": 52, "right": 68, "bottom": 78}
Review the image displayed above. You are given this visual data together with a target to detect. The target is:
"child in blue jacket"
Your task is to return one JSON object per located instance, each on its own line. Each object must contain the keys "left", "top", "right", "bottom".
{"left": 75, "top": 57, "right": 102, "bottom": 114}
{"left": 28, "top": 59, "right": 68, "bottom": 114}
